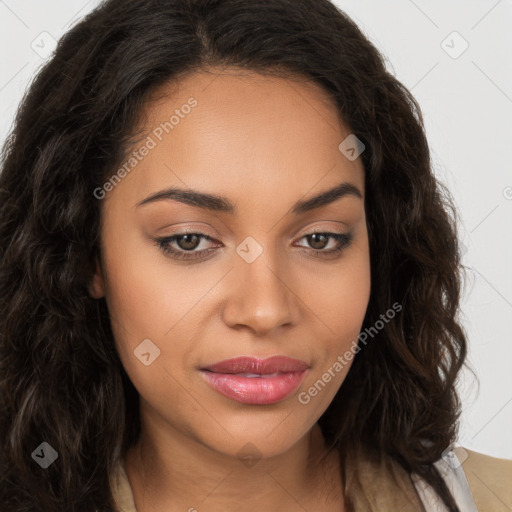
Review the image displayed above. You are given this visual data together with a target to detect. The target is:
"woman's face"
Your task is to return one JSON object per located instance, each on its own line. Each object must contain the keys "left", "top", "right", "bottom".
{"left": 90, "top": 68, "right": 371, "bottom": 459}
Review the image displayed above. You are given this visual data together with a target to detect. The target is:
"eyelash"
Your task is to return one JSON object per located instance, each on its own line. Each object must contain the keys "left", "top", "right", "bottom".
{"left": 153, "top": 231, "right": 353, "bottom": 261}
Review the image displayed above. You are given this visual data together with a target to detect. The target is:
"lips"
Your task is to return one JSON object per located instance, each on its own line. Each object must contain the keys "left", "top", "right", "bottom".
{"left": 200, "top": 356, "right": 309, "bottom": 405}
{"left": 201, "top": 356, "right": 309, "bottom": 375}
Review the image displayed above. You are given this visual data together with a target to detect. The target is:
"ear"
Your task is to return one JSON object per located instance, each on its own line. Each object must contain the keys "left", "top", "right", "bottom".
{"left": 89, "top": 253, "right": 105, "bottom": 299}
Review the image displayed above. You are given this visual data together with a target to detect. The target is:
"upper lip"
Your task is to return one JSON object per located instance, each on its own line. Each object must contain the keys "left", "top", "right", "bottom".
{"left": 201, "top": 356, "right": 309, "bottom": 374}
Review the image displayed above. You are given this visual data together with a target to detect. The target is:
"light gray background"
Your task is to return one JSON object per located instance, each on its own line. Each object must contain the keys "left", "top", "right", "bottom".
{"left": 1, "top": 0, "right": 511, "bottom": 459}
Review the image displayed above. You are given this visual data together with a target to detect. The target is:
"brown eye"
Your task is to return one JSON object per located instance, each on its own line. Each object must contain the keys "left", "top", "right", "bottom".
{"left": 154, "top": 231, "right": 353, "bottom": 262}
{"left": 154, "top": 233, "right": 218, "bottom": 261}
{"left": 295, "top": 232, "right": 353, "bottom": 257}
{"left": 307, "top": 233, "right": 330, "bottom": 250}
{"left": 175, "top": 234, "right": 201, "bottom": 251}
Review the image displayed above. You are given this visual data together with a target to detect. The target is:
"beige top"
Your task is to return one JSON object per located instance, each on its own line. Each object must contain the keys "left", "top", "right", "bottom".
{"left": 109, "top": 446, "right": 512, "bottom": 511}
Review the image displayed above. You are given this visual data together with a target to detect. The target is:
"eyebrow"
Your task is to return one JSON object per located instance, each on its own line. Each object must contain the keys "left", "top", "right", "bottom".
{"left": 136, "top": 181, "right": 362, "bottom": 215}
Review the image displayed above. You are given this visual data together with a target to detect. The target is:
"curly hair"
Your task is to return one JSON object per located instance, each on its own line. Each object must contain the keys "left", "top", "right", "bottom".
{"left": 0, "top": 0, "right": 470, "bottom": 510}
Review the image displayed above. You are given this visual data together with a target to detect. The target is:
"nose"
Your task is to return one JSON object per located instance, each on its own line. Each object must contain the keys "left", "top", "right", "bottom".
{"left": 221, "top": 247, "right": 300, "bottom": 337}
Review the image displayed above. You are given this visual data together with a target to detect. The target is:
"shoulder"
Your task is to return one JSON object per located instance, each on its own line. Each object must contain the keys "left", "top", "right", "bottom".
{"left": 457, "top": 446, "right": 512, "bottom": 511}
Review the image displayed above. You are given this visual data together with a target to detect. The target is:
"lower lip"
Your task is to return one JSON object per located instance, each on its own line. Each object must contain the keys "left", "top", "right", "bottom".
{"left": 200, "top": 370, "right": 308, "bottom": 405}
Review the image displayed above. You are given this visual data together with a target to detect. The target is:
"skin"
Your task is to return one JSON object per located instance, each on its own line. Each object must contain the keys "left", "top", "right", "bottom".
{"left": 90, "top": 67, "right": 371, "bottom": 512}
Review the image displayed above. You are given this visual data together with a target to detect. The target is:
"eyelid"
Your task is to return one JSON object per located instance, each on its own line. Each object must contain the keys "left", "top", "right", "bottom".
{"left": 154, "top": 223, "right": 221, "bottom": 239}
{"left": 154, "top": 228, "right": 353, "bottom": 262}
{"left": 155, "top": 222, "right": 349, "bottom": 243}
{"left": 293, "top": 222, "right": 349, "bottom": 237}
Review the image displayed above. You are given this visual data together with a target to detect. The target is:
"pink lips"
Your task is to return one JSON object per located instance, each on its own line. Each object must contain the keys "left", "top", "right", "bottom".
{"left": 200, "top": 356, "right": 309, "bottom": 405}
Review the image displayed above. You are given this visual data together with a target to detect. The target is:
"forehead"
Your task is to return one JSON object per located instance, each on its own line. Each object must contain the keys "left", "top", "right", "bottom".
{"left": 108, "top": 68, "right": 365, "bottom": 209}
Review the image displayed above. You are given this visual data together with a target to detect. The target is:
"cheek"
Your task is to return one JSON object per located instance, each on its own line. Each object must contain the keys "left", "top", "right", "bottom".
{"left": 102, "top": 257, "right": 165, "bottom": 342}
{"left": 101, "top": 215, "right": 214, "bottom": 339}
{"left": 296, "top": 249, "right": 370, "bottom": 413}
{"left": 99, "top": 222, "right": 203, "bottom": 397}
{"left": 98, "top": 219, "right": 175, "bottom": 370}
{"left": 102, "top": 250, "right": 193, "bottom": 410}
{"left": 299, "top": 238, "right": 371, "bottom": 409}
{"left": 306, "top": 238, "right": 371, "bottom": 345}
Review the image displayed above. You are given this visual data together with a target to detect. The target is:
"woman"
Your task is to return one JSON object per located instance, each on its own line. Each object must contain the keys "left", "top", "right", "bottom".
{"left": 0, "top": 0, "right": 510, "bottom": 510}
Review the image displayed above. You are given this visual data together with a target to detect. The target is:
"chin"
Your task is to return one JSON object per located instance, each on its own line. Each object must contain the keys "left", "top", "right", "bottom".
{"left": 197, "top": 415, "right": 314, "bottom": 461}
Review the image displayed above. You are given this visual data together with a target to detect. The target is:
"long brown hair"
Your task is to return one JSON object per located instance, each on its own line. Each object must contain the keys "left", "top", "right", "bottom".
{"left": 0, "top": 0, "right": 469, "bottom": 510}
